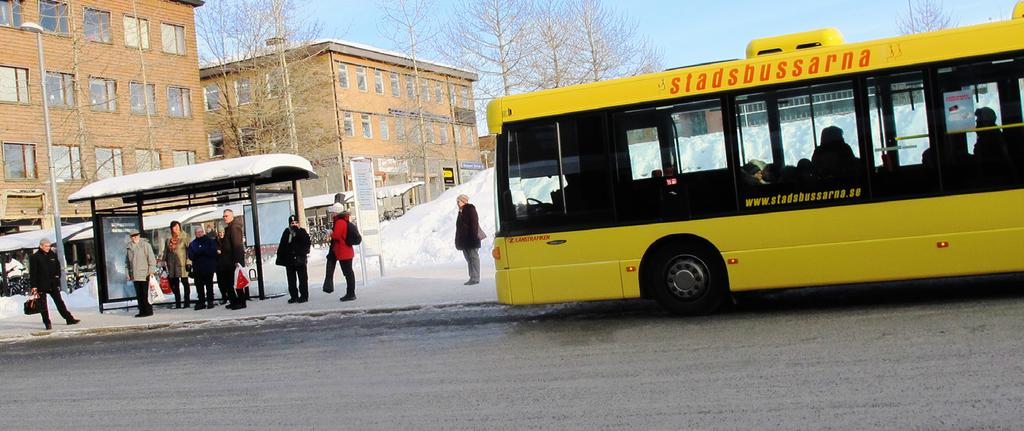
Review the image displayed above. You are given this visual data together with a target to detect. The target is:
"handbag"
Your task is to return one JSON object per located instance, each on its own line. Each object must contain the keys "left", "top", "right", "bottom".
{"left": 477, "top": 226, "right": 487, "bottom": 240}
{"left": 186, "top": 263, "right": 194, "bottom": 279}
{"left": 23, "top": 297, "right": 41, "bottom": 315}
{"left": 159, "top": 275, "right": 172, "bottom": 294}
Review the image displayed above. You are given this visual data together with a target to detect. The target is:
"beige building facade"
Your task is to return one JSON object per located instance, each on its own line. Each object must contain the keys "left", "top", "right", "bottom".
{"left": 199, "top": 40, "right": 482, "bottom": 205}
{"left": 0, "top": 0, "right": 207, "bottom": 233}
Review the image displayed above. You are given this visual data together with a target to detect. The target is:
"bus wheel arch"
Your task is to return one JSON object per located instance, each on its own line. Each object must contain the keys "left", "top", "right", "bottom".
{"left": 640, "top": 234, "right": 729, "bottom": 315}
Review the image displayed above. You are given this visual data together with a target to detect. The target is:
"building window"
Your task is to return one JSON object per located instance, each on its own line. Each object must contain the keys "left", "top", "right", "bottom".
{"left": 355, "top": 66, "right": 367, "bottom": 92}
{"left": 390, "top": 72, "right": 400, "bottom": 97}
{"left": 45, "top": 72, "right": 74, "bottom": 108}
{"left": 337, "top": 62, "right": 349, "bottom": 88}
{"left": 130, "top": 81, "right": 155, "bottom": 114}
{"left": 3, "top": 142, "right": 36, "bottom": 179}
{"left": 39, "top": 0, "right": 67, "bottom": 34}
{"left": 460, "top": 86, "right": 470, "bottom": 108}
{"left": 0, "top": 0, "right": 23, "bottom": 28}
{"left": 343, "top": 112, "right": 354, "bottom": 137}
{"left": 204, "top": 84, "right": 220, "bottom": 111}
{"left": 167, "top": 86, "right": 191, "bottom": 118}
{"left": 172, "top": 150, "right": 195, "bottom": 167}
{"left": 396, "top": 117, "right": 406, "bottom": 141}
{"left": 124, "top": 16, "right": 149, "bottom": 49}
{"left": 160, "top": 23, "right": 186, "bottom": 55}
{"left": 373, "top": 69, "right": 384, "bottom": 94}
{"left": 208, "top": 131, "right": 224, "bottom": 157}
{"left": 434, "top": 80, "right": 444, "bottom": 102}
{"left": 239, "top": 127, "right": 256, "bottom": 149}
{"left": 361, "top": 114, "right": 372, "bottom": 139}
{"left": 405, "top": 75, "right": 415, "bottom": 99}
{"left": 454, "top": 124, "right": 462, "bottom": 146}
{"left": 88, "top": 78, "right": 116, "bottom": 112}
{"left": 0, "top": 66, "right": 29, "bottom": 103}
{"left": 426, "top": 123, "right": 435, "bottom": 144}
{"left": 52, "top": 145, "right": 81, "bottom": 180}
{"left": 235, "top": 78, "right": 251, "bottom": 105}
{"left": 266, "top": 71, "right": 282, "bottom": 98}
{"left": 380, "top": 116, "right": 390, "bottom": 140}
{"left": 94, "top": 147, "right": 122, "bottom": 179}
{"left": 83, "top": 8, "right": 110, "bottom": 43}
{"left": 440, "top": 125, "right": 448, "bottom": 145}
{"left": 420, "top": 79, "right": 430, "bottom": 103}
{"left": 135, "top": 149, "right": 160, "bottom": 172}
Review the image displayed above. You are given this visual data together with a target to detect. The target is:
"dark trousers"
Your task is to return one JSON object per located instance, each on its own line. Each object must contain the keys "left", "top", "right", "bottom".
{"left": 38, "top": 290, "right": 73, "bottom": 327}
{"left": 133, "top": 280, "right": 153, "bottom": 315}
{"left": 286, "top": 265, "right": 309, "bottom": 300}
{"left": 169, "top": 277, "right": 191, "bottom": 308}
{"left": 323, "top": 253, "right": 355, "bottom": 297}
{"left": 217, "top": 265, "right": 246, "bottom": 308}
{"left": 193, "top": 273, "right": 215, "bottom": 306}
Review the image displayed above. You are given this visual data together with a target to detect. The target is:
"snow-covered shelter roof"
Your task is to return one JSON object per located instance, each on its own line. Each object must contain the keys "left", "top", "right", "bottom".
{"left": 304, "top": 193, "right": 352, "bottom": 209}
{"left": 376, "top": 182, "right": 424, "bottom": 199}
{"left": 0, "top": 222, "right": 94, "bottom": 252}
{"left": 69, "top": 154, "right": 317, "bottom": 203}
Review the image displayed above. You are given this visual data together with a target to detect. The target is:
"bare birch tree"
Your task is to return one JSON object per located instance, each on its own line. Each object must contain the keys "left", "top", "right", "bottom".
{"left": 380, "top": 0, "right": 441, "bottom": 201}
{"left": 443, "top": 0, "right": 534, "bottom": 98}
{"left": 525, "top": 0, "right": 583, "bottom": 90}
{"left": 897, "top": 0, "right": 957, "bottom": 34}
{"left": 196, "top": 0, "right": 334, "bottom": 159}
{"left": 572, "top": 0, "right": 662, "bottom": 83}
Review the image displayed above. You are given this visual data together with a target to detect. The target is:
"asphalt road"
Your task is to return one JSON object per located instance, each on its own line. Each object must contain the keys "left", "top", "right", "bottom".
{"left": 2, "top": 277, "right": 1023, "bottom": 430}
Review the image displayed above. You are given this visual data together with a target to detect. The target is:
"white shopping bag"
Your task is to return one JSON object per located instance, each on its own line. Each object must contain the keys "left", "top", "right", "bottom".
{"left": 148, "top": 275, "right": 166, "bottom": 303}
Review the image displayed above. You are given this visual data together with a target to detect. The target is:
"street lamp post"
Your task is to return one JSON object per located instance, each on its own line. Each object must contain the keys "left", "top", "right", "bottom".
{"left": 22, "top": 22, "right": 68, "bottom": 292}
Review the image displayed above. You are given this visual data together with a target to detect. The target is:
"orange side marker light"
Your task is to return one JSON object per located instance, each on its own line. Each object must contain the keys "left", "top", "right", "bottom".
{"left": 492, "top": 246, "right": 501, "bottom": 260}
{"left": 626, "top": 266, "right": 637, "bottom": 273}
{"left": 727, "top": 258, "right": 739, "bottom": 265}
{"left": 937, "top": 241, "right": 950, "bottom": 249}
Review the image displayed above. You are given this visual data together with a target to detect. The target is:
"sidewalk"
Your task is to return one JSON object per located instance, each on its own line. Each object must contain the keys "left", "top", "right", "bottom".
{"left": 0, "top": 261, "right": 497, "bottom": 342}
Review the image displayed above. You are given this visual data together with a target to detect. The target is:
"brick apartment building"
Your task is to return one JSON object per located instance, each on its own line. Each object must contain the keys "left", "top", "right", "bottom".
{"left": 0, "top": 0, "right": 206, "bottom": 233}
{"left": 199, "top": 40, "right": 482, "bottom": 203}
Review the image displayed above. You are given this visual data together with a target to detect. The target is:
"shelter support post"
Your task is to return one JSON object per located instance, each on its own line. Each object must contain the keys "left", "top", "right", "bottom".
{"left": 249, "top": 182, "right": 266, "bottom": 300}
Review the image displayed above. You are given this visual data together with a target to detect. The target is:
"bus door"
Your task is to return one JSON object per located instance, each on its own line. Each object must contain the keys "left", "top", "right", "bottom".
{"left": 501, "top": 115, "right": 621, "bottom": 303}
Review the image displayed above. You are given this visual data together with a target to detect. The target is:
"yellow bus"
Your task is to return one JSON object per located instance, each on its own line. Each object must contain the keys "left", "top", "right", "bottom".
{"left": 487, "top": 3, "right": 1024, "bottom": 315}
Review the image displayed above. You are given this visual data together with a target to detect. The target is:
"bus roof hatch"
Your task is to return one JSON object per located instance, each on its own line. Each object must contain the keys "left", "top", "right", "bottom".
{"left": 745, "top": 28, "right": 845, "bottom": 59}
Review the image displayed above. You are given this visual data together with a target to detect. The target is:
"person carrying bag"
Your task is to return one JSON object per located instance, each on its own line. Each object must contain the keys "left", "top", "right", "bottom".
{"left": 29, "top": 239, "right": 79, "bottom": 330}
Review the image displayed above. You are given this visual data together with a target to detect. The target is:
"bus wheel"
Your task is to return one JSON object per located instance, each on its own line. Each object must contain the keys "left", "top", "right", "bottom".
{"left": 647, "top": 244, "right": 726, "bottom": 316}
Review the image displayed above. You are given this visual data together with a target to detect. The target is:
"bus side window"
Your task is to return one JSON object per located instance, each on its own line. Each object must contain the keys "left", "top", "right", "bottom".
{"left": 865, "top": 72, "right": 940, "bottom": 199}
{"left": 507, "top": 123, "right": 561, "bottom": 221}
{"left": 936, "top": 58, "right": 1024, "bottom": 191}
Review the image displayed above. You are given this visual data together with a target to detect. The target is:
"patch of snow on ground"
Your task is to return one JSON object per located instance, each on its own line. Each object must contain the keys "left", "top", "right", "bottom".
{"left": 380, "top": 168, "right": 495, "bottom": 269}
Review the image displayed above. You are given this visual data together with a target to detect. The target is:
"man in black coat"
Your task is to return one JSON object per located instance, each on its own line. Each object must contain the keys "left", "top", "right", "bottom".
{"left": 217, "top": 209, "right": 247, "bottom": 310}
{"left": 276, "top": 215, "right": 311, "bottom": 303}
{"left": 29, "top": 239, "right": 79, "bottom": 330}
{"left": 455, "top": 194, "right": 482, "bottom": 285}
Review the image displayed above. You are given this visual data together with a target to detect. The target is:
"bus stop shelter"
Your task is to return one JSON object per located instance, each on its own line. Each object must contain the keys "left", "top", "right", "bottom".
{"left": 68, "top": 154, "right": 317, "bottom": 312}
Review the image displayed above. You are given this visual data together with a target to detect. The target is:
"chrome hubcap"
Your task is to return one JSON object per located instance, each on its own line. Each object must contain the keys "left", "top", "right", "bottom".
{"left": 665, "top": 255, "right": 709, "bottom": 300}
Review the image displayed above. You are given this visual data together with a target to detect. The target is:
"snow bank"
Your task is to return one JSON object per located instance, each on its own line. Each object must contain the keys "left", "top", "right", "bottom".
{"left": 380, "top": 169, "right": 494, "bottom": 268}
{"left": 0, "top": 283, "right": 97, "bottom": 320}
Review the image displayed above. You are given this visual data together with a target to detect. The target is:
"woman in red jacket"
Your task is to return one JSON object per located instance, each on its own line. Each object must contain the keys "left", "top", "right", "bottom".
{"left": 323, "top": 205, "right": 357, "bottom": 301}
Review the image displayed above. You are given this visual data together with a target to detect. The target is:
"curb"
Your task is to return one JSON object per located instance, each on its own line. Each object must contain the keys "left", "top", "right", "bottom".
{"left": 2, "top": 301, "right": 500, "bottom": 343}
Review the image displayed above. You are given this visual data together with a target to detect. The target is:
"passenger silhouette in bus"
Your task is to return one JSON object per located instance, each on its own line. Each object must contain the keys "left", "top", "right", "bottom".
{"left": 740, "top": 159, "right": 769, "bottom": 186}
{"left": 811, "top": 126, "right": 859, "bottom": 179}
{"left": 972, "top": 107, "right": 1016, "bottom": 183}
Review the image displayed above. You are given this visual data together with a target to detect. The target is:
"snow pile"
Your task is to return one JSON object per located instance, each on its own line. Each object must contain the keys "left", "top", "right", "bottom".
{"left": 380, "top": 169, "right": 494, "bottom": 268}
{"left": 0, "top": 283, "right": 97, "bottom": 320}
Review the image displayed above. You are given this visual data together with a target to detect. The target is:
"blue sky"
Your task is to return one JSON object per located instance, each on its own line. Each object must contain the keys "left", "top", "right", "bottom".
{"left": 304, "top": 0, "right": 1018, "bottom": 69}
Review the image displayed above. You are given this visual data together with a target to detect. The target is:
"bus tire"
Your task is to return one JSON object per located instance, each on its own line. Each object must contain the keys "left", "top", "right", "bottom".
{"left": 646, "top": 242, "right": 726, "bottom": 316}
